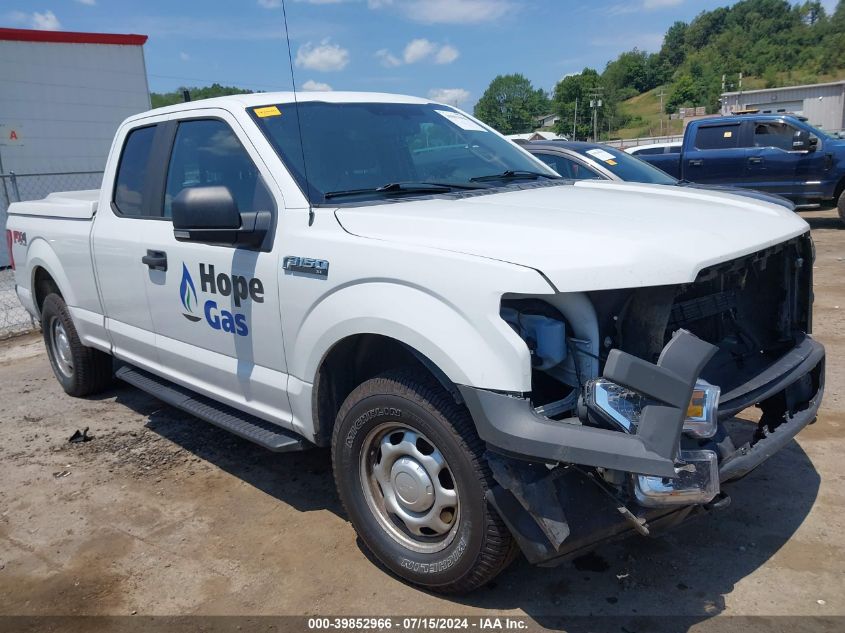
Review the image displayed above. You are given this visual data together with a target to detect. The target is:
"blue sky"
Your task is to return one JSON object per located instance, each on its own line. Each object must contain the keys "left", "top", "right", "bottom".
{"left": 1, "top": 0, "right": 840, "bottom": 110}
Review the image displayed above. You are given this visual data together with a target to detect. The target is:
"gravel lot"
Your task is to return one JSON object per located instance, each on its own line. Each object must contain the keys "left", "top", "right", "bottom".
{"left": 0, "top": 209, "right": 843, "bottom": 631}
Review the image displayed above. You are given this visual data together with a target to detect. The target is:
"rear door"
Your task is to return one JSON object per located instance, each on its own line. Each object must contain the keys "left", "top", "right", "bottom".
{"left": 92, "top": 123, "right": 165, "bottom": 370}
{"left": 683, "top": 121, "right": 750, "bottom": 185}
{"left": 140, "top": 113, "right": 293, "bottom": 427}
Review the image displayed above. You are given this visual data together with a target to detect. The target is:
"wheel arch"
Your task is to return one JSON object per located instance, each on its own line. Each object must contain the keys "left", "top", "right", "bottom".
{"left": 311, "top": 333, "right": 462, "bottom": 446}
{"left": 26, "top": 239, "right": 74, "bottom": 318}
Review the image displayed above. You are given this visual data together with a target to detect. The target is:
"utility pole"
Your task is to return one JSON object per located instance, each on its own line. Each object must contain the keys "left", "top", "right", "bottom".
{"left": 589, "top": 88, "right": 603, "bottom": 141}
{"left": 657, "top": 89, "right": 666, "bottom": 136}
{"left": 573, "top": 97, "right": 578, "bottom": 140}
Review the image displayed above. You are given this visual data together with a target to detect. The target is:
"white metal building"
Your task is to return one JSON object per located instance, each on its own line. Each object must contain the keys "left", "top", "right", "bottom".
{"left": 0, "top": 27, "right": 150, "bottom": 267}
{"left": 721, "top": 80, "right": 845, "bottom": 132}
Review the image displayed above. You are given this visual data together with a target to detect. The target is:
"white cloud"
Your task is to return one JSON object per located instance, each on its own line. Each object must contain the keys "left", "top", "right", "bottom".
{"left": 31, "top": 10, "right": 61, "bottom": 30}
{"left": 375, "top": 48, "right": 402, "bottom": 67}
{"left": 258, "top": 0, "right": 281, "bottom": 7}
{"left": 367, "top": 0, "right": 392, "bottom": 7}
{"left": 76, "top": 0, "right": 97, "bottom": 5}
{"left": 428, "top": 88, "right": 470, "bottom": 105}
{"left": 302, "top": 79, "right": 333, "bottom": 91}
{"left": 643, "top": 0, "right": 683, "bottom": 8}
{"left": 379, "top": 39, "right": 459, "bottom": 67}
{"left": 295, "top": 39, "right": 350, "bottom": 71}
{"left": 179, "top": 51, "right": 190, "bottom": 61}
{"left": 403, "top": 38, "right": 437, "bottom": 64}
{"left": 402, "top": 0, "right": 513, "bottom": 24}
{"left": 435, "top": 44, "right": 459, "bottom": 64}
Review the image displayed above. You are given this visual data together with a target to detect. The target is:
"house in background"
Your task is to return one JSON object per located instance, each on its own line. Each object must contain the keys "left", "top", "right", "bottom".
{"left": 0, "top": 27, "right": 150, "bottom": 266}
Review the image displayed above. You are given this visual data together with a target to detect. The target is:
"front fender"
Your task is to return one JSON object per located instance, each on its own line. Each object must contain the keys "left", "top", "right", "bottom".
{"left": 293, "top": 281, "right": 538, "bottom": 393}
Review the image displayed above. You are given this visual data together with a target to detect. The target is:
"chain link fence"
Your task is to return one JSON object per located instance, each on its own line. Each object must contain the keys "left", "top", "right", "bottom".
{"left": 1, "top": 170, "right": 103, "bottom": 339}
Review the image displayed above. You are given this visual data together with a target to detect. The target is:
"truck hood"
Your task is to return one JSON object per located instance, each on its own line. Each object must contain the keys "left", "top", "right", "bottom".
{"left": 334, "top": 180, "right": 809, "bottom": 292}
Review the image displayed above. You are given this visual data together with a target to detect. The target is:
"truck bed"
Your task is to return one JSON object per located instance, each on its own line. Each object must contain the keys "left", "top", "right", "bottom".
{"left": 8, "top": 190, "right": 99, "bottom": 220}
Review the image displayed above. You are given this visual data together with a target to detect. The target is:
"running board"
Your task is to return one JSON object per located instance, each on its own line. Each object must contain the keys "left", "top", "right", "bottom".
{"left": 115, "top": 365, "right": 311, "bottom": 453}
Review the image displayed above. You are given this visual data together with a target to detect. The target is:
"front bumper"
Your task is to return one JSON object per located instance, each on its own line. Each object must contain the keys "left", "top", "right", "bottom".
{"left": 460, "top": 332, "right": 825, "bottom": 566}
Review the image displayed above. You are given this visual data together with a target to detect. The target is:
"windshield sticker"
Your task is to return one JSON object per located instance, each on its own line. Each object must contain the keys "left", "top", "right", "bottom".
{"left": 254, "top": 106, "right": 282, "bottom": 118}
{"left": 435, "top": 110, "right": 486, "bottom": 132}
{"left": 585, "top": 148, "right": 617, "bottom": 163}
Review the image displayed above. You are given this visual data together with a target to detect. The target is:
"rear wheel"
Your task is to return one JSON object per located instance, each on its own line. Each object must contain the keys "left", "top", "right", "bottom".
{"left": 331, "top": 369, "right": 516, "bottom": 594}
{"left": 41, "top": 293, "right": 113, "bottom": 397}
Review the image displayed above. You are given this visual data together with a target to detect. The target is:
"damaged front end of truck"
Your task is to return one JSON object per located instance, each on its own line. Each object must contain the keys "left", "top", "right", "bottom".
{"left": 460, "top": 233, "right": 825, "bottom": 565}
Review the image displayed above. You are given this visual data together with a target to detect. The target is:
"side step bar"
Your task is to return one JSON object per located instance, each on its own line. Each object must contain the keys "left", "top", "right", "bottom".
{"left": 115, "top": 365, "right": 311, "bottom": 453}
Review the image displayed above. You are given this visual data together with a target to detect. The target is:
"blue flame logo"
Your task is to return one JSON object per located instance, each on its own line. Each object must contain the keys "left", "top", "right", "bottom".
{"left": 180, "top": 263, "right": 201, "bottom": 322}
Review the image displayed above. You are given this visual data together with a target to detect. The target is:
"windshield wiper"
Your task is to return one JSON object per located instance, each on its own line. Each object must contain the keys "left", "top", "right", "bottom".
{"left": 470, "top": 170, "right": 559, "bottom": 183}
{"left": 324, "top": 181, "right": 486, "bottom": 200}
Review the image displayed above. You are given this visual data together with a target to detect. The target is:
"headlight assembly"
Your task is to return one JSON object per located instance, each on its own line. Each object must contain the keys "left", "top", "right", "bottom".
{"left": 586, "top": 377, "right": 720, "bottom": 439}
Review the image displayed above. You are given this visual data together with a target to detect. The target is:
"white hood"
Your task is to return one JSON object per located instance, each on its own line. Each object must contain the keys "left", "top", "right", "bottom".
{"left": 334, "top": 180, "right": 809, "bottom": 292}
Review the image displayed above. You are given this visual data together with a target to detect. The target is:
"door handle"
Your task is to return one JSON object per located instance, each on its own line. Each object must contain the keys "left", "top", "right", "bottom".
{"left": 141, "top": 250, "right": 168, "bottom": 271}
{"left": 748, "top": 156, "right": 763, "bottom": 165}
{"left": 689, "top": 159, "right": 703, "bottom": 167}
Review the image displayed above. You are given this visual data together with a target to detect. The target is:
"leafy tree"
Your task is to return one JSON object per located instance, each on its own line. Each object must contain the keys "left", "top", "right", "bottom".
{"left": 551, "top": 68, "right": 623, "bottom": 140}
{"left": 473, "top": 74, "right": 550, "bottom": 135}
{"left": 151, "top": 83, "right": 255, "bottom": 109}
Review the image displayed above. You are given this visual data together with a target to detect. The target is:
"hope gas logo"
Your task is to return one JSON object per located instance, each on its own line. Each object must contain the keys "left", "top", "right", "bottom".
{"left": 179, "top": 263, "right": 264, "bottom": 337}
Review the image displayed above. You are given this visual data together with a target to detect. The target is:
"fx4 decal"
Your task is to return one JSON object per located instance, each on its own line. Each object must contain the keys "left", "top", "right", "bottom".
{"left": 283, "top": 256, "right": 329, "bottom": 279}
{"left": 180, "top": 263, "right": 264, "bottom": 336}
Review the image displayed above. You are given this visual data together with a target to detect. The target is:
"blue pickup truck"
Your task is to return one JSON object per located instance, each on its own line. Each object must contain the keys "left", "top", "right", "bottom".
{"left": 639, "top": 114, "right": 845, "bottom": 224}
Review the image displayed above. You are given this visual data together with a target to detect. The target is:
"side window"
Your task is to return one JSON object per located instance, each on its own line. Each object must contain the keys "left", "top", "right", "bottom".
{"left": 694, "top": 124, "right": 741, "bottom": 150}
{"left": 666, "top": 145, "right": 682, "bottom": 154}
{"left": 164, "top": 119, "right": 273, "bottom": 219}
{"left": 754, "top": 122, "right": 798, "bottom": 151}
{"left": 113, "top": 125, "right": 156, "bottom": 217}
{"left": 631, "top": 147, "right": 664, "bottom": 156}
{"left": 535, "top": 153, "right": 602, "bottom": 180}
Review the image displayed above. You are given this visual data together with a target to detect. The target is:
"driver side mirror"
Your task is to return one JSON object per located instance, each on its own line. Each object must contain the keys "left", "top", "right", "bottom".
{"left": 793, "top": 130, "right": 818, "bottom": 152}
{"left": 172, "top": 186, "right": 270, "bottom": 248}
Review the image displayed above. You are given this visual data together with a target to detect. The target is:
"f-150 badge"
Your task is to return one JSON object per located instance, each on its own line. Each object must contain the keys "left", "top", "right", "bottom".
{"left": 283, "top": 256, "right": 329, "bottom": 279}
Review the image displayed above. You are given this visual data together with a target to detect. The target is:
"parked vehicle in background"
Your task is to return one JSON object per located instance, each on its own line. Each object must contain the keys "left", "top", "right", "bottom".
{"left": 636, "top": 114, "right": 845, "bottom": 224}
{"left": 527, "top": 141, "right": 795, "bottom": 210}
{"left": 5, "top": 92, "right": 825, "bottom": 594}
{"left": 625, "top": 142, "right": 682, "bottom": 157}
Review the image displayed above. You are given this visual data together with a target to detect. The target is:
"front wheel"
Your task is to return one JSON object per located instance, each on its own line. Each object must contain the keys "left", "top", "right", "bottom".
{"left": 331, "top": 369, "right": 516, "bottom": 594}
{"left": 41, "top": 293, "right": 113, "bottom": 397}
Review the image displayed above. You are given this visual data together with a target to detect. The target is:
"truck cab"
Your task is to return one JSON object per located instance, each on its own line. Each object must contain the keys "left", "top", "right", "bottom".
{"left": 640, "top": 114, "right": 845, "bottom": 222}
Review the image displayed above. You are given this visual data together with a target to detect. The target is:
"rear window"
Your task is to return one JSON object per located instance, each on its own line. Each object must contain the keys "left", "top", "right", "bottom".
{"left": 113, "top": 125, "right": 156, "bottom": 216}
{"left": 694, "top": 124, "right": 741, "bottom": 150}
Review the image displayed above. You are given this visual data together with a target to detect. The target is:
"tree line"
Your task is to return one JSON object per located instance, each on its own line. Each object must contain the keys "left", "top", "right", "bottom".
{"left": 473, "top": 0, "right": 845, "bottom": 138}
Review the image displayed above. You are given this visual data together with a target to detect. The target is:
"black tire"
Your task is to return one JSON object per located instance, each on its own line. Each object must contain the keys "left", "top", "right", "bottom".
{"left": 331, "top": 368, "right": 517, "bottom": 594}
{"left": 838, "top": 189, "right": 845, "bottom": 226}
{"left": 41, "top": 293, "right": 113, "bottom": 397}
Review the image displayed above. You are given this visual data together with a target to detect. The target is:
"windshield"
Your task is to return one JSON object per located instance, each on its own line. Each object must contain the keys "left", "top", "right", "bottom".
{"left": 249, "top": 101, "right": 558, "bottom": 203}
{"left": 573, "top": 145, "right": 677, "bottom": 185}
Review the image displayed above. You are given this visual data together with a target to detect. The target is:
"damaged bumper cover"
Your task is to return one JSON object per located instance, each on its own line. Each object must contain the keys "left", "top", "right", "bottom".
{"left": 459, "top": 331, "right": 825, "bottom": 566}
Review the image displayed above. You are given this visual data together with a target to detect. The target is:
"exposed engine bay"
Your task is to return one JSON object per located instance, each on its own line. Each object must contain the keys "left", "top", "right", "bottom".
{"left": 481, "top": 233, "right": 824, "bottom": 563}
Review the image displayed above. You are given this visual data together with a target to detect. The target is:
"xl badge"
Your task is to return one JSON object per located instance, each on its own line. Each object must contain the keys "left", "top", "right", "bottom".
{"left": 283, "top": 256, "right": 329, "bottom": 279}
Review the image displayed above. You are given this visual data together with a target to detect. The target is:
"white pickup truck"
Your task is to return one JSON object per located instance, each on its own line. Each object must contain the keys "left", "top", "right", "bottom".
{"left": 5, "top": 92, "right": 825, "bottom": 593}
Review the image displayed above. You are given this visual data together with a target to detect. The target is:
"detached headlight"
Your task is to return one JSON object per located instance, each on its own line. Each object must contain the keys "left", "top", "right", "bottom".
{"left": 587, "top": 378, "right": 720, "bottom": 438}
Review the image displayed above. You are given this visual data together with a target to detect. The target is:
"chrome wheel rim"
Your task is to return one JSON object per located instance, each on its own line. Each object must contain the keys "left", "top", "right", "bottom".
{"left": 49, "top": 318, "right": 73, "bottom": 378}
{"left": 360, "top": 423, "right": 460, "bottom": 554}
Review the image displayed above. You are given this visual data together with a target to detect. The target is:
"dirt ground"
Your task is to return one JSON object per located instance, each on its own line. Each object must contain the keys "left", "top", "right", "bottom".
{"left": 0, "top": 209, "right": 843, "bottom": 630}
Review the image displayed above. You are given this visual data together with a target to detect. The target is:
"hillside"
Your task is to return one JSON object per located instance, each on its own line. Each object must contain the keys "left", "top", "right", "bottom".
{"left": 613, "top": 66, "right": 845, "bottom": 140}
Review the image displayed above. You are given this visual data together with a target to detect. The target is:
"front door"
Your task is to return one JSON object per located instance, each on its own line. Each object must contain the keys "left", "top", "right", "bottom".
{"left": 745, "top": 120, "right": 827, "bottom": 200}
{"left": 141, "top": 114, "right": 293, "bottom": 427}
